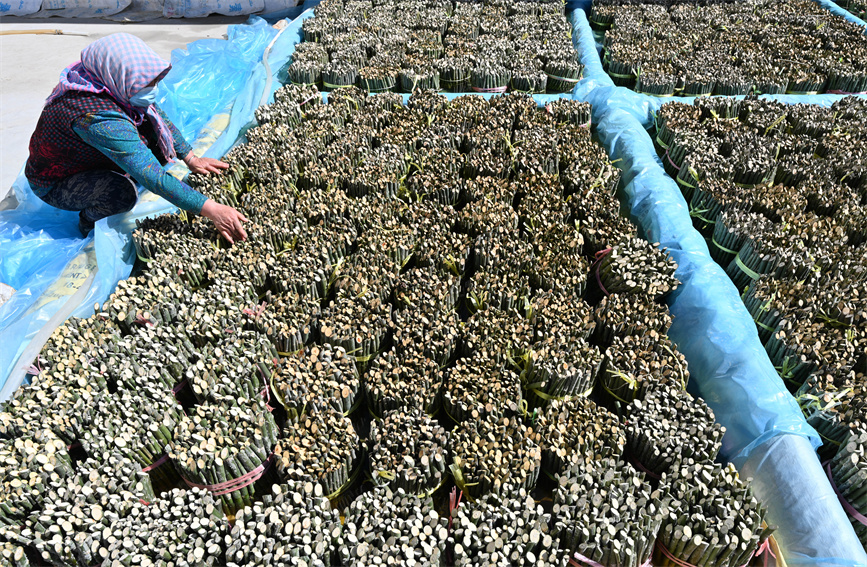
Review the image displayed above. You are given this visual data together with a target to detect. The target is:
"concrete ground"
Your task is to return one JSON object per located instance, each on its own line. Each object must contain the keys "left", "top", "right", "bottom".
{"left": 0, "top": 16, "right": 248, "bottom": 209}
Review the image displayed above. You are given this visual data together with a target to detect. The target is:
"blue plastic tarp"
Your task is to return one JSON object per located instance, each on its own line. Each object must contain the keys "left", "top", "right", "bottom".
{"left": 567, "top": 1, "right": 867, "bottom": 563}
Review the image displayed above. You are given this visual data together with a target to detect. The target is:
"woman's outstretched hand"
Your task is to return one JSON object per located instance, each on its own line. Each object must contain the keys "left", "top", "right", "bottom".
{"left": 201, "top": 199, "right": 248, "bottom": 244}
{"left": 184, "top": 154, "right": 229, "bottom": 175}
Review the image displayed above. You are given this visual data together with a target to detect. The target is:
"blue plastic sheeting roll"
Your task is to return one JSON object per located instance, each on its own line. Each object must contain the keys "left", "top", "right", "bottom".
{"left": 566, "top": 2, "right": 867, "bottom": 563}
{"left": 742, "top": 434, "right": 867, "bottom": 565}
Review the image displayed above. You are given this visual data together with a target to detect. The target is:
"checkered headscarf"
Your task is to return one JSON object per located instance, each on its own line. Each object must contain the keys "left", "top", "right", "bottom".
{"left": 46, "top": 33, "right": 177, "bottom": 160}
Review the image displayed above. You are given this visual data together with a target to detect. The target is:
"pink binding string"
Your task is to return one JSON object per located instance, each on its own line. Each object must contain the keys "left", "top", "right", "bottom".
{"left": 748, "top": 539, "right": 776, "bottom": 567}
{"left": 242, "top": 302, "right": 268, "bottom": 320}
{"left": 446, "top": 486, "right": 463, "bottom": 567}
{"left": 656, "top": 539, "right": 697, "bottom": 567}
{"left": 448, "top": 486, "right": 463, "bottom": 532}
{"left": 570, "top": 551, "right": 652, "bottom": 567}
{"left": 825, "top": 460, "right": 867, "bottom": 526}
{"left": 26, "top": 357, "right": 44, "bottom": 376}
{"left": 300, "top": 94, "right": 320, "bottom": 107}
{"left": 471, "top": 86, "right": 508, "bottom": 93}
{"left": 656, "top": 536, "right": 775, "bottom": 567}
{"left": 827, "top": 90, "right": 867, "bottom": 95}
{"left": 182, "top": 453, "right": 275, "bottom": 497}
{"left": 569, "top": 552, "right": 605, "bottom": 567}
{"left": 260, "top": 384, "right": 274, "bottom": 412}
{"left": 592, "top": 248, "right": 613, "bottom": 296}
{"left": 142, "top": 453, "right": 170, "bottom": 473}
{"left": 663, "top": 149, "right": 682, "bottom": 172}
{"left": 257, "top": 365, "right": 275, "bottom": 412}
{"left": 134, "top": 314, "right": 155, "bottom": 327}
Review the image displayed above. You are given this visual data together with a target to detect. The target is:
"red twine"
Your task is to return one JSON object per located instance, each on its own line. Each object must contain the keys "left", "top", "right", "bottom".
{"left": 182, "top": 453, "right": 275, "bottom": 497}
{"left": 448, "top": 486, "right": 463, "bottom": 532}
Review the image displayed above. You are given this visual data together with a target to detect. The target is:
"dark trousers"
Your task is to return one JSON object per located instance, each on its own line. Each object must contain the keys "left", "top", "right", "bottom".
{"left": 39, "top": 170, "right": 138, "bottom": 236}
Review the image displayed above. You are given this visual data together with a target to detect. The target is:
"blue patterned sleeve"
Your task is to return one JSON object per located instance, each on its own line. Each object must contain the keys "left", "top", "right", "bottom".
{"left": 155, "top": 106, "right": 194, "bottom": 160}
{"left": 72, "top": 110, "right": 208, "bottom": 213}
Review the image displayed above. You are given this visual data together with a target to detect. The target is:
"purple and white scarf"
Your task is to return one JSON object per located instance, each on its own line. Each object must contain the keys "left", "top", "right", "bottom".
{"left": 46, "top": 33, "right": 177, "bottom": 161}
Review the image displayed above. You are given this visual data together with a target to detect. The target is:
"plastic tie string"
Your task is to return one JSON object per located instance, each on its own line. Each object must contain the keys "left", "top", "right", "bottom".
{"left": 626, "top": 452, "right": 662, "bottom": 480}
{"left": 26, "top": 358, "right": 43, "bottom": 376}
{"left": 142, "top": 454, "right": 170, "bottom": 473}
{"left": 570, "top": 551, "right": 652, "bottom": 567}
{"left": 655, "top": 539, "right": 697, "bottom": 567}
{"left": 256, "top": 365, "right": 275, "bottom": 412}
{"left": 747, "top": 539, "right": 776, "bottom": 567}
{"left": 545, "top": 72, "right": 582, "bottom": 84}
{"left": 600, "top": 378, "right": 633, "bottom": 404}
{"left": 827, "top": 89, "right": 867, "bottom": 94}
{"left": 711, "top": 236, "right": 739, "bottom": 255}
{"left": 592, "top": 248, "right": 613, "bottom": 297}
{"left": 182, "top": 453, "right": 275, "bottom": 497}
{"left": 171, "top": 378, "right": 188, "bottom": 396}
{"left": 242, "top": 301, "right": 268, "bottom": 321}
{"left": 824, "top": 460, "right": 867, "bottom": 526}
{"left": 663, "top": 149, "right": 682, "bottom": 172}
{"left": 734, "top": 253, "right": 762, "bottom": 281}
{"left": 446, "top": 486, "right": 463, "bottom": 567}
{"left": 471, "top": 85, "right": 509, "bottom": 93}
{"left": 299, "top": 94, "right": 321, "bottom": 108}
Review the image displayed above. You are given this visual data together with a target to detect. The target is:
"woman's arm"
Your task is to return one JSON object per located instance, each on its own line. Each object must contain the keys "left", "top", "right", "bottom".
{"left": 73, "top": 111, "right": 246, "bottom": 242}
{"left": 73, "top": 110, "right": 207, "bottom": 213}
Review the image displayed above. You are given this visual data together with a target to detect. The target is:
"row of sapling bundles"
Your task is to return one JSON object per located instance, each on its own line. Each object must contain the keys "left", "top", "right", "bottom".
{"left": 654, "top": 94, "right": 867, "bottom": 546}
{"left": 0, "top": 89, "right": 769, "bottom": 566}
{"left": 287, "top": 0, "right": 583, "bottom": 95}
{"left": 591, "top": 0, "right": 867, "bottom": 96}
